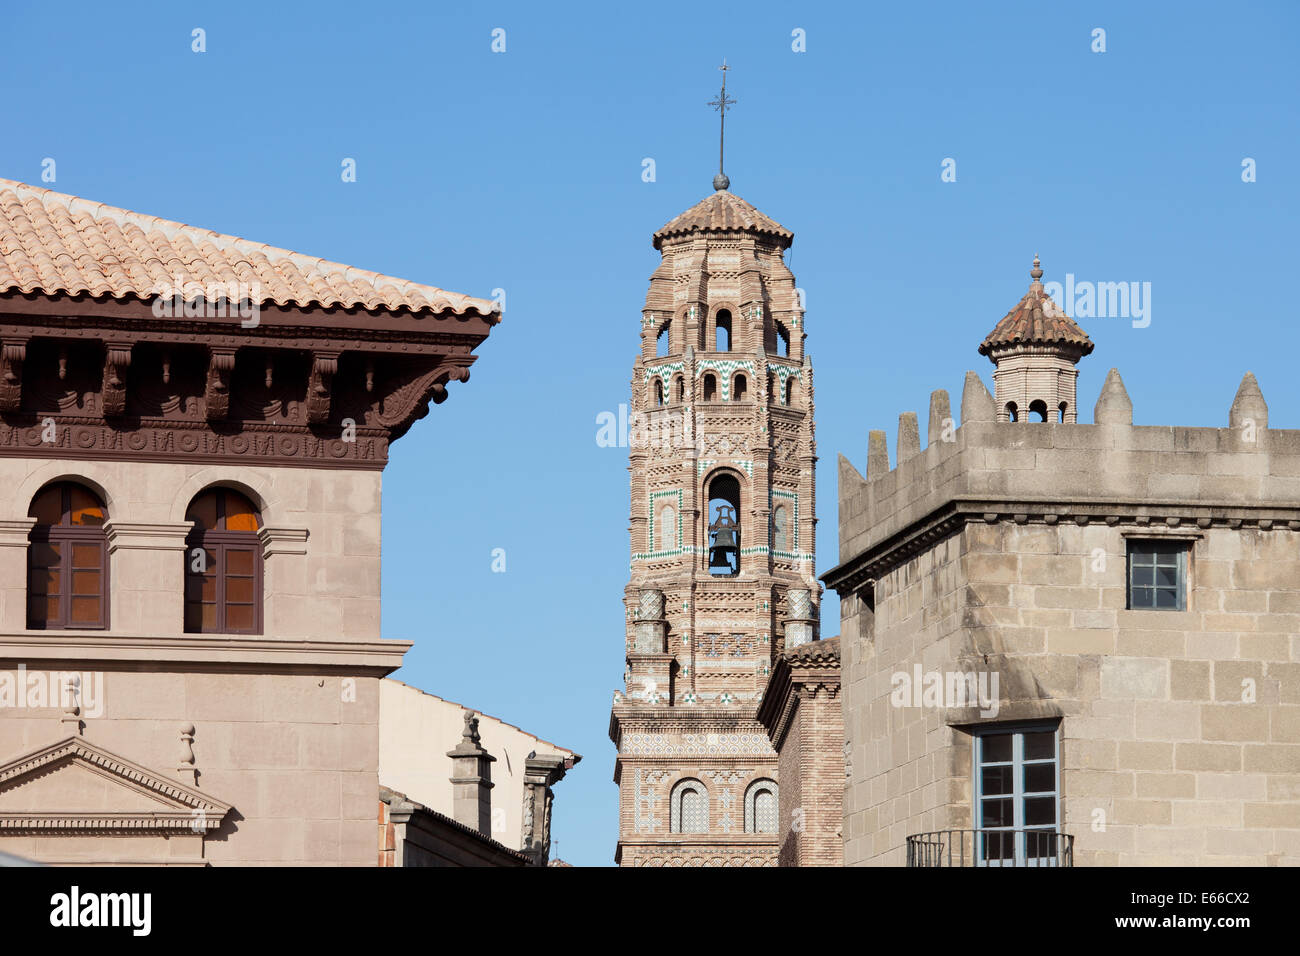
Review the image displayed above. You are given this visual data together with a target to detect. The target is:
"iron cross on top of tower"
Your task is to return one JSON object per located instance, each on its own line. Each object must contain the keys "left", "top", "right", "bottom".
{"left": 708, "top": 60, "right": 736, "bottom": 191}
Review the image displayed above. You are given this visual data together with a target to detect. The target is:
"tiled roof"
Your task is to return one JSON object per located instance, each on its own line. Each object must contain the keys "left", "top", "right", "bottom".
{"left": 979, "top": 257, "right": 1092, "bottom": 356}
{"left": 784, "top": 636, "right": 840, "bottom": 664}
{"left": 653, "top": 190, "right": 793, "bottom": 249}
{"left": 0, "top": 178, "right": 498, "bottom": 318}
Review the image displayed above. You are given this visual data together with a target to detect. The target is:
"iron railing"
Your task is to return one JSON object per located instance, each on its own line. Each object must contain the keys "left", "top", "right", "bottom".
{"left": 906, "top": 829, "right": 1074, "bottom": 867}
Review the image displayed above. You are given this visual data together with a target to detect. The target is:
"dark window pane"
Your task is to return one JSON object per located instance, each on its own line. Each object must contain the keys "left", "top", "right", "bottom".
{"left": 226, "top": 548, "right": 255, "bottom": 574}
{"left": 71, "top": 570, "right": 100, "bottom": 596}
{"left": 184, "top": 602, "right": 205, "bottom": 631}
{"left": 30, "top": 569, "right": 58, "bottom": 595}
{"left": 225, "top": 604, "right": 254, "bottom": 631}
{"left": 71, "top": 543, "right": 101, "bottom": 569}
{"left": 223, "top": 491, "right": 261, "bottom": 532}
{"left": 28, "top": 595, "right": 50, "bottom": 625}
{"left": 1156, "top": 587, "right": 1178, "bottom": 609}
{"left": 29, "top": 486, "right": 62, "bottom": 525}
{"left": 1024, "top": 796, "right": 1056, "bottom": 827}
{"left": 981, "top": 766, "right": 1013, "bottom": 796}
{"left": 30, "top": 542, "right": 60, "bottom": 566}
{"left": 981, "top": 734, "right": 1012, "bottom": 763}
{"left": 1156, "top": 566, "right": 1178, "bottom": 587}
{"left": 1023, "top": 732, "right": 1055, "bottom": 760}
{"left": 982, "top": 830, "right": 1015, "bottom": 860}
{"left": 68, "top": 486, "right": 105, "bottom": 526}
{"left": 225, "top": 577, "right": 254, "bottom": 603}
{"left": 70, "top": 596, "right": 99, "bottom": 624}
{"left": 186, "top": 492, "right": 218, "bottom": 531}
{"left": 1024, "top": 762, "right": 1055, "bottom": 793}
{"left": 1131, "top": 587, "right": 1154, "bottom": 609}
{"left": 981, "top": 797, "right": 1012, "bottom": 828}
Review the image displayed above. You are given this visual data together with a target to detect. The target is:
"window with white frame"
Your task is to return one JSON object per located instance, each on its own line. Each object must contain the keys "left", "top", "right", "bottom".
{"left": 973, "top": 724, "right": 1060, "bottom": 866}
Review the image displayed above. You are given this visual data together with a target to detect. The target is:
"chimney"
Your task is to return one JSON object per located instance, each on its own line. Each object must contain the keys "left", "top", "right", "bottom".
{"left": 446, "top": 710, "right": 495, "bottom": 835}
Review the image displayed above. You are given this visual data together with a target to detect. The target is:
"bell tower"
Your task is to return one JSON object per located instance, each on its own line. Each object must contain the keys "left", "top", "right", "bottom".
{"left": 608, "top": 78, "right": 819, "bottom": 864}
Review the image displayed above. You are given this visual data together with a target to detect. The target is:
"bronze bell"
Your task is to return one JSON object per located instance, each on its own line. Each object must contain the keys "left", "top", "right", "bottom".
{"left": 708, "top": 506, "right": 739, "bottom": 571}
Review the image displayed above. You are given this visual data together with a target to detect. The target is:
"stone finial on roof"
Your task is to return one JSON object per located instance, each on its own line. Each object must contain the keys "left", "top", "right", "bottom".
{"left": 1229, "top": 371, "right": 1268, "bottom": 431}
{"left": 1030, "top": 253, "right": 1044, "bottom": 285}
{"left": 1094, "top": 368, "right": 1133, "bottom": 425}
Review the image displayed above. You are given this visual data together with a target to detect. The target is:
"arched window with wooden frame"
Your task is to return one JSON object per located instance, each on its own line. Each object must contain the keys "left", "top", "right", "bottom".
{"left": 184, "top": 487, "right": 263, "bottom": 635}
{"left": 27, "top": 482, "right": 109, "bottom": 630}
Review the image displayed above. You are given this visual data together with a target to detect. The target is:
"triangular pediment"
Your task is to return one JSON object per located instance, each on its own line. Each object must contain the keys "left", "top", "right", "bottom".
{"left": 0, "top": 736, "right": 232, "bottom": 834}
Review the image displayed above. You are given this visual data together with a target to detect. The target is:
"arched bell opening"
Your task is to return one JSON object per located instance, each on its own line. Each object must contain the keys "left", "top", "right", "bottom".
{"left": 706, "top": 472, "right": 742, "bottom": 576}
{"left": 1029, "top": 399, "right": 1048, "bottom": 422}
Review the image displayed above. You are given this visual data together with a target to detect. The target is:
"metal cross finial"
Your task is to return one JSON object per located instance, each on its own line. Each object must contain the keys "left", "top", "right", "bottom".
{"left": 708, "top": 60, "right": 736, "bottom": 190}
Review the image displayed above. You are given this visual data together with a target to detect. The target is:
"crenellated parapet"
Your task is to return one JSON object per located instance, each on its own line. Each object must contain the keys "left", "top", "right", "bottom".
{"left": 828, "top": 367, "right": 1294, "bottom": 593}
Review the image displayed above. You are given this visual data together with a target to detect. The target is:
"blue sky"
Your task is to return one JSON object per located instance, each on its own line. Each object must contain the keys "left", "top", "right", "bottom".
{"left": 2, "top": 1, "right": 1295, "bottom": 866}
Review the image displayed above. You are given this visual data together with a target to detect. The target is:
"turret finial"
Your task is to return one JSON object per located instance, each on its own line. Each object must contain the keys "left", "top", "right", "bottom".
{"left": 1030, "top": 253, "right": 1043, "bottom": 284}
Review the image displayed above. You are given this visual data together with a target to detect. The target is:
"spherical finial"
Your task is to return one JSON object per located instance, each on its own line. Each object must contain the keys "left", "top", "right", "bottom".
{"left": 713, "top": 172, "right": 730, "bottom": 191}
{"left": 1030, "top": 253, "right": 1043, "bottom": 282}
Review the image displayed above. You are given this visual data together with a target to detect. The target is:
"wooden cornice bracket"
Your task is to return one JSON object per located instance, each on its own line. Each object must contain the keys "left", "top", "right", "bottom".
{"left": 0, "top": 338, "right": 26, "bottom": 412}
{"left": 204, "top": 346, "right": 237, "bottom": 422}
{"left": 101, "top": 342, "right": 133, "bottom": 417}
{"left": 306, "top": 350, "right": 341, "bottom": 424}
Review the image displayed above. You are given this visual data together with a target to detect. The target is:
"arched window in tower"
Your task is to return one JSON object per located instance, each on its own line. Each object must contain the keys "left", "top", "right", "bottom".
{"left": 772, "top": 505, "right": 788, "bottom": 554}
{"left": 653, "top": 378, "right": 664, "bottom": 407}
{"left": 656, "top": 320, "right": 671, "bottom": 357}
{"left": 776, "top": 322, "right": 790, "bottom": 358}
{"left": 714, "top": 309, "right": 732, "bottom": 352}
{"left": 744, "top": 779, "right": 778, "bottom": 833}
{"left": 1029, "top": 399, "right": 1048, "bottom": 422}
{"left": 1058, "top": 401, "right": 1068, "bottom": 423}
{"left": 658, "top": 504, "right": 677, "bottom": 552}
{"left": 185, "top": 487, "right": 263, "bottom": 635}
{"left": 732, "top": 373, "right": 748, "bottom": 402}
{"left": 673, "top": 374, "right": 684, "bottom": 403}
{"left": 1006, "top": 402, "right": 1019, "bottom": 423}
{"left": 670, "top": 779, "right": 708, "bottom": 833}
{"left": 27, "top": 482, "right": 109, "bottom": 629}
{"left": 707, "top": 473, "right": 741, "bottom": 576}
{"left": 702, "top": 373, "right": 717, "bottom": 402}
{"left": 785, "top": 378, "right": 798, "bottom": 406}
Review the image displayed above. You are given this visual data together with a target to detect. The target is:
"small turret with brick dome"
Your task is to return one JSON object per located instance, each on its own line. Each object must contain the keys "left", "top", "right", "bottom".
{"left": 979, "top": 255, "right": 1093, "bottom": 423}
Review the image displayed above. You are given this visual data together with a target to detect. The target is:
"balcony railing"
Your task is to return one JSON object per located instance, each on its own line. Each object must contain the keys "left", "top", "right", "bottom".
{"left": 906, "top": 829, "right": 1074, "bottom": 867}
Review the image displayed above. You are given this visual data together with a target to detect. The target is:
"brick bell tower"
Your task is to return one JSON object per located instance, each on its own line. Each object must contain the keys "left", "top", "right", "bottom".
{"left": 609, "top": 72, "right": 819, "bottom": 866}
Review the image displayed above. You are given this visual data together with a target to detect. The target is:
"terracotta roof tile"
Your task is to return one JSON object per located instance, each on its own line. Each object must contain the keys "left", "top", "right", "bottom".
{"left": 979, "top": 257, "right": 1092, "bottom": 356}
{"left": 0, "top": 178, "right": 498, "bottom": 319}
{"left": 653, "top": 190, "right": 792, "bottom": 249}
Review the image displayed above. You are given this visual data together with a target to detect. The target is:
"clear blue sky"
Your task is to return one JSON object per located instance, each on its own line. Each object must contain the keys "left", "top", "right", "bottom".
{"left": 3, "top": 1, "right": 1295, "bottom": 866}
